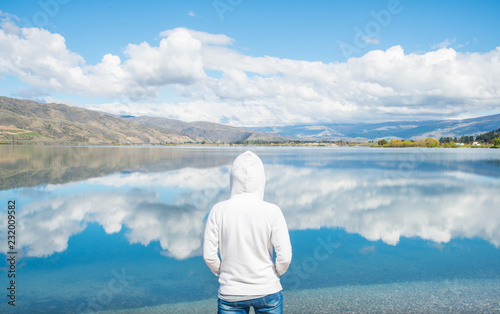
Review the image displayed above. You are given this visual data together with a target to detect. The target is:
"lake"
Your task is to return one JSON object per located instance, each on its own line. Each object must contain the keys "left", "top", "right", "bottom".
{"left": 1, "top": 145, "right": 500, "bottom": 313}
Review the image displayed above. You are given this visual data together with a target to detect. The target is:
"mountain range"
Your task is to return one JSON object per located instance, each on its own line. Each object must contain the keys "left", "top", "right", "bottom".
{"left": 124, "top": 116, "right": 285, "bottom": 143}
{"left": 0, "top": 96, "right": 499, "bottom": 144}
{"left": 252, "top": 114, "right": 500, "bottom": 141}
{"left": 0, "top": 96, "right": 283, "bottom": 145}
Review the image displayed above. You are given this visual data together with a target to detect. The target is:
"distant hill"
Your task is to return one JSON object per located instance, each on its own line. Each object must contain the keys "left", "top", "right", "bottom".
{"left": 0, "top": 96, "right": 195, "bottom": 144}
{"left": 125, "top": 116, "right": 287, "bottom": 143}
{"left": 251, "top": 114, "right": 500, "bottom": 141}
{"left": 0, "top": 96, "right": 285, "bottom": 145}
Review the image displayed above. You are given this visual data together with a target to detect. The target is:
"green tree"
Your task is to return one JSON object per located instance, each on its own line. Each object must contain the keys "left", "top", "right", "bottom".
{"left": 476, "top": 128, "right": 500, "bottom": 143}
{"left": 378, "top": 139, "right": 388, "bottom": 146}
{"left": 425, "top": 137, "right": 440, "bottom": 147}
{"left": 439, "top": 137, "right": 454, "bottom": 144}
{"left": 494, "top": 137, "right": 500, "bottom": 147}
{"left": 388, "top": 139, "right": 403, "bottom": 147}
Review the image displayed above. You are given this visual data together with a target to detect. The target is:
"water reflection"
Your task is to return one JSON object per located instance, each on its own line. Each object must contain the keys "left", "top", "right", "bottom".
{"left": 267, "top": 166, "right": 500, "bottom": 247}
{"left": 4, "top": 167, "right": 229, "bottom": 259}
{"left": 2, "top": 147, "right": 499, "bottom": 260}
{"left": 0, "top": 145, "right": 235, "bottom": 190}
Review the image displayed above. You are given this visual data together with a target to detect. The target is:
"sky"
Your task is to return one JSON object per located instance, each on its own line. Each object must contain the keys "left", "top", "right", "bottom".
{"left": 0, "top": 0, "right": 499, "bottom": 126}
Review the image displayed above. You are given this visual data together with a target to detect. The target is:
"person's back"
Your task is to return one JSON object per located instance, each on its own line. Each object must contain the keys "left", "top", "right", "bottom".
{"left": 203, "top": 151, "right": 292, "bottom": 313}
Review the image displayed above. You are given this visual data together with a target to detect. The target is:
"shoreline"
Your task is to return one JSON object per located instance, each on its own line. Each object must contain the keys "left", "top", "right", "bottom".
{"left": 1, "top": 142, "right": 498, "bottom": 148}
{"left": 99, "top": 278, "right": 500, "bottom": 313}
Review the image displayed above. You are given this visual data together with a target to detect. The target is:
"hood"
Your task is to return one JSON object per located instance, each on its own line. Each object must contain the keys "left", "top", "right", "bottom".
{"left": 230, "top": 151, "right": 266, "bottom": 200}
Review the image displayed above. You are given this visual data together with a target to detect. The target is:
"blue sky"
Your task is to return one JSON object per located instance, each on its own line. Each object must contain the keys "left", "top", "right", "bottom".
{"left": 1, "top": 0, "right": 499, "bottom": 126}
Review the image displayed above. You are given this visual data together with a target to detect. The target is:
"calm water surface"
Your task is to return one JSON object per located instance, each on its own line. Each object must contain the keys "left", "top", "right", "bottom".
{"left": 1, "top": 146, "right": 499, "bottom": 313}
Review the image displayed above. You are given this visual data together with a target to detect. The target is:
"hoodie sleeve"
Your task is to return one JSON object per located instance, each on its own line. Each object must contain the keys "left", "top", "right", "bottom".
{"left": 271, "top": 208, "right": 292, "bottom": 276}
{"left": 203, "top": 208, "right": 221, "bottom": 276}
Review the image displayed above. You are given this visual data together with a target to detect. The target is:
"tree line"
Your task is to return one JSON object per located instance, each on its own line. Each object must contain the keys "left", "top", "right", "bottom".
{"left": 377, "top": 127, "right": 500, "bottom": 147}
{"left": 377, "top": 138, "right": 440, "bottom": 147}
{"left": 439, "top": 128, "right": 500, "bottom": 145}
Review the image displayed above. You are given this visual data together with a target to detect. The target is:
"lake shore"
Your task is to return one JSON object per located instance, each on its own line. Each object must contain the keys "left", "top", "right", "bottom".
{"left": 100, "top": 278, "right": 500, "bottom": 313}
{"left": 1, "top": 142, "right": 498, "bottom": 148}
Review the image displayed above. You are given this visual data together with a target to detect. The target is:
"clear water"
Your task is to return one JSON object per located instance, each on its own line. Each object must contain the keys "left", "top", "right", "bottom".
{"left": 1, "top": 146, "right": 499, "bottom": 313}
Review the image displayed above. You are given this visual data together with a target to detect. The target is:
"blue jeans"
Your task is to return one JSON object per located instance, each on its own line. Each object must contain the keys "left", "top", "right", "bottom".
{"left": 217, "top": 291, "right": 283, "bottom": 314}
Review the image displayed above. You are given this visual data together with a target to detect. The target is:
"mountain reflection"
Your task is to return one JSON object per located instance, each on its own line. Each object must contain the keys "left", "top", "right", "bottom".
{"left": 3, "top": 158, "right": 499, "bottom": 259}
{"left": 0, "top": 146, "right": 236, "bottom": 190}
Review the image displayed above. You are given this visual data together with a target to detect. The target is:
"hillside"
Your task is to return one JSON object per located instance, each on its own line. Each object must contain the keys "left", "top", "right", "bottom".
{"left": 126, "top": 116, "right": 287, "bottom": 143}
{"left": 0, "top": 97, "right": 196, "bottom": 144}
{"left": 0, "top": 97, "right": 287, "bottom": 145}
{"left": 252, "top": 114, "right": 500, "bottom": 141}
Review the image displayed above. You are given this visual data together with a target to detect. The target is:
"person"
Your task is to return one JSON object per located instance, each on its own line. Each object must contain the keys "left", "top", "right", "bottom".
{"left": 203, "top": 151, "right": 292, "bottom": 314}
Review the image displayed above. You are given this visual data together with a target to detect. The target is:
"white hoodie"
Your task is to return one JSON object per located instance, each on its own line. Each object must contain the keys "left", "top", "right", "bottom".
{"left": 203, "top": 151, "right": 292, "bottom": 296}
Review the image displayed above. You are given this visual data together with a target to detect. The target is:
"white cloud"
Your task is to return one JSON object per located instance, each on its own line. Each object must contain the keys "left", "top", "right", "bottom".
{"left": 1, "top": 15, "right": 499, "bottom": 125}
{"left": 432, "top": 38, "right": 456, "bottom": 49}
{"left": 362, "top": 36, "right": 380, "bottom": 44}
{"left": 160, "top": 27, "right": 234, "bottom": 46}
{"left": 0, "top": 21, "right": 206, "bottom": 101}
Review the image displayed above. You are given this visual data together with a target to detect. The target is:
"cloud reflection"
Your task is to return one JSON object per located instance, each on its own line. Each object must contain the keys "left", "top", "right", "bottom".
{"left": 2, "top": 162, "right": 499, "bottom": 259}
{"left": 266, "top": 166, "right": 500, "bottom": 247}
{"left": 3, "top": 167, "right": 229, "bottom": 259}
